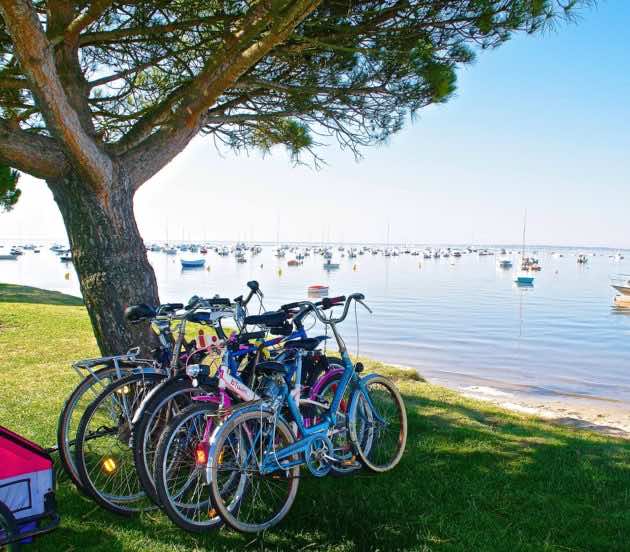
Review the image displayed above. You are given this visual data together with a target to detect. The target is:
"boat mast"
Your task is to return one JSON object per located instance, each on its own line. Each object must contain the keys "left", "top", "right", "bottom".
{"left": 521, "top": 209, "right": 527, "bottom": 258}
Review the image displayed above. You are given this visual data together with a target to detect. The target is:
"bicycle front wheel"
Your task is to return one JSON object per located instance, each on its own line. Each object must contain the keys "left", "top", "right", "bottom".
{"left": 208, "top": 408, "right": 300, "bottom": 533}
{"left": 75, "top": 372, "right": 165, "bottom": 515}
{"left": 348, "top": 374, "right": 407, "bottom": 473}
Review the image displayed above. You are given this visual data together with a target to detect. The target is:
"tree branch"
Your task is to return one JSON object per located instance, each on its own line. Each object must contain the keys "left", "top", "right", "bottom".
{"left": 79, "top": 15, "right": 232, "bottom": 47}
{"left": 0, "top": 119, "right": 69, "bottom": 179}
{"left": 121, "top": 0, "right": 322, "bottom": 189}
{"left": 0, "top": 0, "right": 113, "bottom": 189}
{"left": 0, "top": 76, "right": 29, "bottom": 89}
{"left": 63, "top": 0, "right": 114, "bottom": 43}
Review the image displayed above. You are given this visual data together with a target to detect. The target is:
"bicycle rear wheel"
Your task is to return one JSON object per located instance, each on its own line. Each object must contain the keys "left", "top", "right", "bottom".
{"left": 57, "top": 365, "right": 156, "bottom": 491}
{"left": 75, "top": 372, "right": 165, "bottom": 515}
{"left": 132, "top": 377, "right": 215, "bottom": 505}
{"left": 154, "top": 402, "right": 223, "bottom": 532}
{"left": 348, "top": 374, "right": 407, "bottom": 473}
{"left": 208, "top": 408, "right": 300, "bottom": 533}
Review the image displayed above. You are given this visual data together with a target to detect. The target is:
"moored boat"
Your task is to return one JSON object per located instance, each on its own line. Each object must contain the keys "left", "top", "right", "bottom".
{"left": 307, "top": 284, "right": 329, "bottom": 297}
{"left": 611, "top": 274, "right": 630, "bottom": 296}
{"left": 514, "top": 274, "right": 535, "bottom": 285}
{"left": 180, "top": 258, "right": 205, "bottom": 268}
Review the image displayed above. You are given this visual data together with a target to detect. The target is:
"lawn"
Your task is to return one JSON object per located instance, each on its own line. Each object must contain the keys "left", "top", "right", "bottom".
{"left": 1, "top": 286, "right": 629, "bottom": 551}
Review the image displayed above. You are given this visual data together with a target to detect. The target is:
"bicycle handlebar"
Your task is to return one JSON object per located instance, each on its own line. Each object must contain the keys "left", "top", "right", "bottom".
{"left": 293, "top": 293, "right": 371, "bottom": 325}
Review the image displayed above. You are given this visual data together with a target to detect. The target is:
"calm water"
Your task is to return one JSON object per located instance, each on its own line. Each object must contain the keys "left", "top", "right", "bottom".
{"left": 2, "top": 243, "right": 630, "bottom": 405}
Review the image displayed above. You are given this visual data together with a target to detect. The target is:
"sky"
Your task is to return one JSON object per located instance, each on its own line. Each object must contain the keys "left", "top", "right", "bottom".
{"left": 1, "top": 1, "right": 629, "bottom": 248}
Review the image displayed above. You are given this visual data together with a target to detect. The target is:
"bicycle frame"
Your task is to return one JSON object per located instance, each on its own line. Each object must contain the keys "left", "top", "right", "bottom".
{"left": 253, "top": 322, "right": 384, "bottom": 474}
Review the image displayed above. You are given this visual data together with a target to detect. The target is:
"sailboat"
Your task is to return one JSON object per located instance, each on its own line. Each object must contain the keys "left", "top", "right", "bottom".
{"left": 515, "top": 210, "right": 535, "bottom": 286}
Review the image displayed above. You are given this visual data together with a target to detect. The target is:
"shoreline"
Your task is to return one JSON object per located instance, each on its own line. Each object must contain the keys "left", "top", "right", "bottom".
{"left": 386, "top": 362, "right": 630, "bottom": 439}
{"left": 3, "top": 282, "right": 629, "bottom": 439}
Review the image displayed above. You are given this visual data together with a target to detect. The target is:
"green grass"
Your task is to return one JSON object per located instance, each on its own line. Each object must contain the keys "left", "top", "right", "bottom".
{"left": 0, "top": 283, "right": 83, "bottom": 306}
{"left": 1, "top": 286, "right": 629, "bottom": 551}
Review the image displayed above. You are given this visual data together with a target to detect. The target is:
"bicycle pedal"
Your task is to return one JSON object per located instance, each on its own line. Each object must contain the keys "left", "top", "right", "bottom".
{"left": 341, "top": 456, "right": 361, "bottom": 468}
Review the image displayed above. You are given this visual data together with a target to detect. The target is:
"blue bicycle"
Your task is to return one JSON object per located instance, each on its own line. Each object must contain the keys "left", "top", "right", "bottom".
{"left": 205, "top": 294, "right": 408, "bottom": 533}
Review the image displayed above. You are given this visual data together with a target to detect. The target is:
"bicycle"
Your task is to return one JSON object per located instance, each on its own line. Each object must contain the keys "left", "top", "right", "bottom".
{"left": 56, "top": 301, "right": 185, "bottom": 492}
{"left": 152, "top": 300, "right": 346, "bottom": 532}
{"left": 72, "top": 293, "right": 239, "bottom": 515}
{"left": 206, "top": 294, "right": 408, "bottom": 533}
{"left": 131, "top": 283, "right": 264, "bottom": 506}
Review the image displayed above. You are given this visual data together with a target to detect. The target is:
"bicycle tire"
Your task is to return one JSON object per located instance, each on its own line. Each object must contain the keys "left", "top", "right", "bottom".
{"left": 154, "top": 402, "right": 224, "bottom": 532}
{"left": 208, "top": 406, "right": 300, "bottom": 533}
{"left": 132, "top": 377, "right": 217, "bottom": 505}
{"left": 75, "top": 372, "right": 165, "bottom": 515}
{"left": 348, "top": 374, "right": 407, "bottom": 473}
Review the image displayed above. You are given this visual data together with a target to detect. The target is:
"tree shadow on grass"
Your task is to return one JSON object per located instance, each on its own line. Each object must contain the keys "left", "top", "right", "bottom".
{"left": 0, "top": 283, "right": 83, "bottom": 306}
{"left": 40, "top": 386, "right": 630, "bottom": 552}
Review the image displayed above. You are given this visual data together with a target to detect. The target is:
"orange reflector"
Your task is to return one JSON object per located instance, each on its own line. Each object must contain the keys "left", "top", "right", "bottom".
{"left": 102, "top": 456, "right": 117, "bottom": 474}
{"left": 195, "top": 442, "right": 209, "bottom": 466}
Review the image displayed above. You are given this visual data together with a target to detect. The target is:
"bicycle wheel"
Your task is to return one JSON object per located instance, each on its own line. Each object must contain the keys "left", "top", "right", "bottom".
{"left": 348, "top": 374, "right": 407, "bottom": 473}
{"left": 75, "top": 372, "right": 165, "bottom": 515}
{"left": 208, "top": 407, "right": 300, "bottom": 533}
{"left": 154, "top": 402, "right": 225, "bottom": 532}
{"left": 57, "top": 365, "right": 148, "bottom": 491}
{"left": 0, "top": 500, "right": 19, "bottom": 552}
{"left": 132, "top": 377, "right": 215, "bottom": 505}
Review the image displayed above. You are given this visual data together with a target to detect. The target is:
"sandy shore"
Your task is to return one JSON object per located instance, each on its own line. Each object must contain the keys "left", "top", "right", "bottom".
{"left": 389, "top": 363, "right": 630, "bottom": 439}
{"left": 460, "top": 385, "right": 630, "bottom": 439}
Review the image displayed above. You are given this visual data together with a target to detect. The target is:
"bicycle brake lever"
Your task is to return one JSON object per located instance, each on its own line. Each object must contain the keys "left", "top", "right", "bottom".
{"left": 357, "top": 299, "right": 373, "bottom": 314}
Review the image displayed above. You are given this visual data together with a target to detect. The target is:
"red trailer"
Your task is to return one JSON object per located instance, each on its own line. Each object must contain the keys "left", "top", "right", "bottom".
{"left": 0, "top": 426, "right": 59, "bottom": 549}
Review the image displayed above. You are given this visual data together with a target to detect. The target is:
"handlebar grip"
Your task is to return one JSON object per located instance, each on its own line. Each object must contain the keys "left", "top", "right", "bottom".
{"left": 321, "top": 296, "right": 346, "bottom": 309}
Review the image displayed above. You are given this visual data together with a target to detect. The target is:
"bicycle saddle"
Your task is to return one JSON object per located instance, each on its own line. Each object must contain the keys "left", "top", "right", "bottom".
{"left": 244, "top": 310, "right": 288, "bottom": 327}
{"left": 283, "top": 337, "right": 326, "bottom": 351}
{"left": 124, "top": 303, "right": 156, "bottom": 323}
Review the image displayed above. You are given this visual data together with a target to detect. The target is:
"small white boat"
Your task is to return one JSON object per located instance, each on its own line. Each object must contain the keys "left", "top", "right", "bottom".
{"left": 323, "top": 260, "right": 340, "bottom": 270}
{"left": 498, "top": 259, "right": 513, "bottom": 269}
{"left": 577, "top": 254, "right": 588, "bottom": 264}
{"left": 165, "top": 247, "right": 177, "bottom": 255}
{"left": 60, "top": 254, "right": 72, "bottom": 262}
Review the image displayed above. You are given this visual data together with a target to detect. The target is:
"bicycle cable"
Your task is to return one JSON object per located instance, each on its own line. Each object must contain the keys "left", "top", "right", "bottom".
{"left": 354, "top": 300, "right": 360, "bottom": 360}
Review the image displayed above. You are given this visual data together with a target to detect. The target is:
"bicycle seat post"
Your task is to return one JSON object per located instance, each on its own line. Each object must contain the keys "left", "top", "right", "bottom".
{"left": 170, "top": 317, "right": 188, "bottom": 373}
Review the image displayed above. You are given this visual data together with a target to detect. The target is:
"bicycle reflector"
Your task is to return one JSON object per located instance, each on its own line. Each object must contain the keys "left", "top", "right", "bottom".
{"left": 195, "top": 442, "right": 209, "bottom": 466}
{"left": 101, "top": 456, "right": 117, "bottom": 474}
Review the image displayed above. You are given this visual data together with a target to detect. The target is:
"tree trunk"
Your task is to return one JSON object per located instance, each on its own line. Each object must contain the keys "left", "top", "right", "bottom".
{"left": 48, "top": 168, "right": 160, "bottom": 356}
